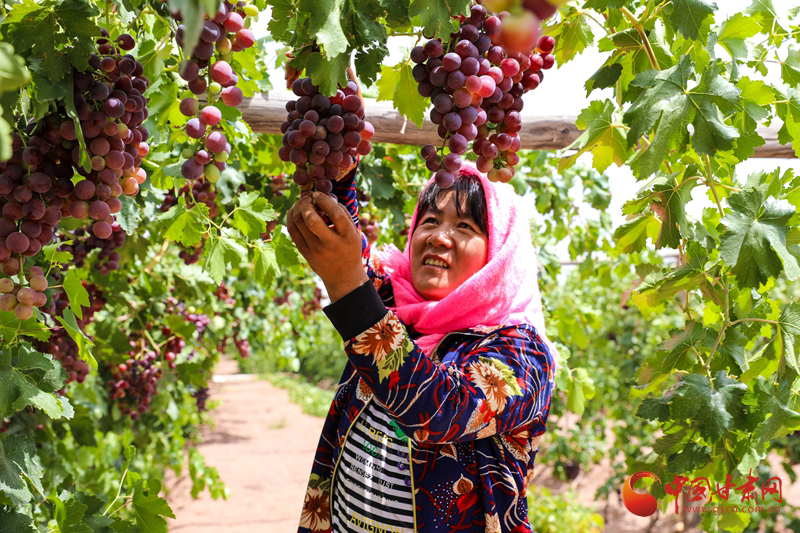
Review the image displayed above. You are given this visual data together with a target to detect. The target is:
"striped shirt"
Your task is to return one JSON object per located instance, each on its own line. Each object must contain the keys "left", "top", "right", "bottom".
{"left": 331, "top": 400, "right": 415, "bottom": 533}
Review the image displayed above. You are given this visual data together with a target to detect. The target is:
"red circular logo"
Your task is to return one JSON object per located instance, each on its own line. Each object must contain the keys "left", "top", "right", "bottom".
{"left": 622, "top": 471, "right": 660, "bottom": 517}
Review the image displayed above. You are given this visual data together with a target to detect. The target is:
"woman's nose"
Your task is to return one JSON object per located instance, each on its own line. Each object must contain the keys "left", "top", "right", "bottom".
{"left": 427, "top": 226, "right": 454, "bottom": 247}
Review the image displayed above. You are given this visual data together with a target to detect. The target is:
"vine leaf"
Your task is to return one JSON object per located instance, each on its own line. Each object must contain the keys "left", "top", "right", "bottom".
{"left": 745, "top": 0, "right": 783, "bottom": 36}
{"left": 305, "top": 51, "right": 350, "bottom": 97}
{"left": 622, "top": 172, "right": 697, "bottom": 249}
{"left": 131, "top": 480, "right": 175, "bottom": 533}
{"left": 265, "top": 0, "right": 294, "bottom": 43}
{"left": 764, "top": 303, "right": 800, "bottom": 374}
{"left": 0, "top": 344, "right": 73, "bottom": 420}
{"left": 560, "top": 99, "right": 631, "bottom": 174}
{"left": 658, "top": 322, "right": 717, "bottom": 373}
{"left": 233, "top": 191, "right": 276, "bottom": 239}
{"left": 716, "top": 13, "right": 760, "bottom": 61}
{"left": 63, "top": 270, "right": 90, "bottom": 321}
{"left": 56, "top": 309, "right": 96, "bottom": 371}
{"left": 0, "top": 506, "right": 37, "bottom": 532}
{"left": 744, "top": 377, "right": 800, "bottom": 447}
{"left": 156, "top": 201, "right": 208, "bottom": 247}
{"left": 547, "top": 6, "right": 593, "bottom": 64}
{"left": 663, "top": 0, "right": 717, "bottom": 41}
{"left": 203, "top": 233, "right": 247, "bottom": 284}
{"left": 54, "top": 497, "right": 92, "bottom": 533}
{"left": 565, "top": 367, "right": 595, "bottom": 415}
{"left": 719, "top": 189, "right": 799, "bottom": 289}
{"left": 624, "top": 56, "right": 740, "bottom": 179}
{"left": 408, "top": 0, "right": 469, "bottom": 39}
{"left": 0, "top": 435, "right": 44, "bottom": 506}
{"left": 299, "top": 0, "right": 348, "bottom": 59}
{"left": 377, "top": 63, "right": 427, "bottom": 129}
{"left": 782, "top": 46, "right": 800, "bottom": 88}
{"left": 253, "top": 240, "right": 278, "bottom": 287}
{"left": 671, "top": 372, "right": 747, "bottom": 440}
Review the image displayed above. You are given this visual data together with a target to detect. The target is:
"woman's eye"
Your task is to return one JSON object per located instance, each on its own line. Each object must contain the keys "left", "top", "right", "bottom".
{"left": 423, "top": 217, "right": 437, "bottom": 224}
{"left": 459, "top": 222, "right": 474, "bottom": 230}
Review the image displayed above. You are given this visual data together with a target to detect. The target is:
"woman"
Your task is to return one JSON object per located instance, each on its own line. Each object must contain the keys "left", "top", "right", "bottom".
{"left": 287, "top": 160, "right": 558, "bottom": 533}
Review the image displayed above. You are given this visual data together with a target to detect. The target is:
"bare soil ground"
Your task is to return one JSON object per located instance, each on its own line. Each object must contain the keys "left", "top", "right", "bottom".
{"left": 164, "top": 361, "right": 799, "bottom": 533}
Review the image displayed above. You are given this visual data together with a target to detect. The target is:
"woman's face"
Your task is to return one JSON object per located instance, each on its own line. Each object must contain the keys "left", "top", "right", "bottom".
{"left": 410, "top": 189, "right": 489, "bottom": 301}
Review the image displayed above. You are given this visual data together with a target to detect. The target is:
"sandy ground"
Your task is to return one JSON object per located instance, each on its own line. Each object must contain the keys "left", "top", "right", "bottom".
{"left": 164, "top": 361, "right": 799, "bottom": 533}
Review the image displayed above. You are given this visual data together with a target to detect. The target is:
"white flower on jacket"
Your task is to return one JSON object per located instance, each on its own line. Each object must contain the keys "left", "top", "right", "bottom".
{"left": 468, "top": 358, "right": 520, "bottom": 413}
{"left": 485, "top": 512, "right": 501, "bottom": 533}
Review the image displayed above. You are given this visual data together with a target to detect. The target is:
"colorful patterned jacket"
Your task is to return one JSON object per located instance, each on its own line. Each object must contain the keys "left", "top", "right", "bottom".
{"left": 297, "top": 168, "right": 556, "bottom": 533}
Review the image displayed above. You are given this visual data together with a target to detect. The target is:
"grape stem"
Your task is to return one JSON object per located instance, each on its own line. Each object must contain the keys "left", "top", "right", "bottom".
{"left": 619, "top": 7, "right": 660, "bottom": 71}
{"left": 144, "top": 239, "right": 171, "bottom": 274}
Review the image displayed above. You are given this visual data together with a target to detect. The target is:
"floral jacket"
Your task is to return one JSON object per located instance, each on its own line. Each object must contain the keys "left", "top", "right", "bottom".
{"left": 297, "top": 169, "right": 556, "bottom": 533}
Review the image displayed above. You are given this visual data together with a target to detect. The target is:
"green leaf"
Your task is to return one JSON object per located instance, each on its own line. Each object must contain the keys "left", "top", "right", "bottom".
{"left": 764, "top": 303, "right": 800, "bottom": 374}
{"left": 565, "top": 367, "right": 595, "bottom": 415}
{"left": 202, "top": 234, "right": 247, "bottom": 284}
{"left": 745, "top": 0, "right": 780, "bottom": 35}
{"left": 233, "top": 191, "right": 276, "bottom": 239}
{"left": 664, "top": 0, "right": 717, "bottom": 40}
{"left": 0, "top": 42, "right": 31, "bottom": 94}
{"left": 745, "top": 377, "right": 800, "bottom": 447}
{"left": 0, "top": 345, "right": 72, "bottom": 420}
{"left": 612, "top": 213, "right": 659, "bottom": 253}
{"left": 131, "top": 480, "right": 175, "bottom": 533}
{"left": 782, "top": 46, "right": 800, "bottom": 87}
{"left": 667, "top": 441, "right": 711, "bottom": 475}
{"left": 63, "top": 270, "right": 90, "bottom": 321}
{"left": 56, "top": 498, "right": 92, "bottom": 533}
{"left": 376, "top": 63, "right": 427, "bottom": 129}
{"left": 55, "top": 309, "right": 96, "bottom": 371}
{"left": 0, "top": 506, "right": 37, "bottom": 533}
{"left": 659, "top": 322, "right": 717, "bottom": 373}
{"left": 253, "top": 240, "right": 278, "bottom": 287}
{"left": 305, "top": 51, "right": 350, "bottom": 97}
{"left": 670, "top": 372, "right": 747, "bottom": 440}
{"left": 409, "top": 0, "right": 469, "bottom": 38}
{"left": 298, "top": 0, "right": 348, "bottom": 58}
{"left": 272, "top": 229, "right": 305, "bottom": 269}
{"left": 550, "top": 7, "right": 593, "bottom": 64}
{"left": 0, "top": 435, "right": 43, "bottom": 506}
{"left": 584, "top": 62, "right": 622, "bottom": 95}
{"left": 637, "top": 393, "right": 673, "bottom": 422}
{"left": 720, "top": 189, "right": 799, "bottom": 289}
{"left": 717, "top": 13, "right": 760, "bottom": 60}
{"left": 0, "top": 309, "right": 51, "bottom": 343}
{"left": 156, "top": 202, "right": 208, "bottom": 247}
{"left": 560, "top": 99, "right": 631, "bottom": 174}
{"left": 265, "top": 0, "right": 294, "bottom": 42}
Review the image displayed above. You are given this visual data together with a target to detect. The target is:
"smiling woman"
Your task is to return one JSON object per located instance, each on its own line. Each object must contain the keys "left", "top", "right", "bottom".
{"left": 286, "top": 159, "right": 560, "bottom": 533}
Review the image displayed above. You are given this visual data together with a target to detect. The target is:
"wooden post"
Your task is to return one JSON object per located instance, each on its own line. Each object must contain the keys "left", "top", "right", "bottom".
{"left": 244, "top": 91, "right": 796, "bottom": 158}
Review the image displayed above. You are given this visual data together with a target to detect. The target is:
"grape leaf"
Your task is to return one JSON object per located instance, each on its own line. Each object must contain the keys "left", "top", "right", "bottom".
{"left": 584, "top": 63, "right": 622, "bottom": 95}
{"left": 671, "top": 372, "right": 747, "bottom": 440}
{"left": 55, "top": 309, "right": 96, "bottom": 371}
{"left": 549, "top": 7, "right": 593, "bottom": 64}
{"left": 664, "top": 0, "right": 717, "bottom": 40}
{"left": 612, "top": 213, "right": 659, "bottom": 253}
{"left": 377, "top": 0, "right": 410, "bottom": 26}
{"left": 0, "top": 506, "right": 37, "bottom": 533}
{"left": 63, "top": 270, "right": 90, "bottom": 321}
{"left": 764, "top": 303, "right": 800, "bottom": 374}
{"left": 74, "top": 493, "right": 114, "bottom": 533}
{"left": 232, "top": 191, "right": 276, "bottom": 239}
{"left": 782, "top": 46, "right": 800, "bottom": 88}
{"left": 376, "top": 63, "right": 427, "bottom": 129}
{"left": 265, "top": 0, "right": 295, "bottom": 43}
{"left": 776, "top": 88, "right": 800, "bottom": 156}
{"left": 305, "top": 51, "right": 350, "bottom": 97}
{"left": 716, "top": 13, "right": 760, "bottom": 60}
{"left": 637, "top": 393, "right": 673, "bottom": 422}
{"left": 0, "top": 42, "right": 31, "bottom": 95}
{"left": 253, "top": 240, "right": 278, "bottom": 287}
{"left": 646, "top": 173, "right": 697, "bottom": 249}
{"left": 55, "top": 498, "right": 92, "bottom": 533}
{"left": 666, "top": 442, "right": 712, "bottom": 475}
{"left": 565, "top": 367, "right": 595, "bottom": 415}
{"left": 355, "top": 45, "right": 389, "bottom": 87}
{"left": 719, "top": 189, "right": 799, "bottom": 289}
{"left": 0, "top": 345, "right": 72, "bottom": 420}
{"left": 624, "top": 57, "right": 740, "bottom": 179}
{"left": 273, "top": 229, "right": 305, "bottom": 275}
{"left": 745, "top": 0, "right": 782, "bottom": 35}
{"left": 156, "top": 202, "right": 208, "bottom": 247}
{"left": 298, "top": 0, "right": 348, "bottom": 58}
{"left": 0, "top": 309, "right": 51, "bottom": 343}
{"left": 131, "top": 480, "right": 175, "bottom": 533}
{"left": 635, "top": 241, "right": 718, "bottom": 305}
{"left": 203, "top": 233, "right": 247, "bottom": 284}
{"left": 659, "top": 322, "right": 717, "bottom": 372}
{"left": 560, "top": 99, "right": 632, "bottom": 174}
{"left": 409, "top": 0, "right": 469, "bottom": 38}
{"left": 745, "top": 377, "right": 800, "bottom": 447}
{"left": 584, "top": 0, "right": 627, "bottom": 9}
{"left": 0, "top": 435, "right": 43, "bottom": 506}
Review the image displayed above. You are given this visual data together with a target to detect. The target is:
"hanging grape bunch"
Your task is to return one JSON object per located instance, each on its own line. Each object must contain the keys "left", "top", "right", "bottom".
{"left": 413, "top": 2, "right": 556, "bottom": 186}
{"left": 278, "top": 77, "right": 375, "bottom": 195}
{"left": 0, "top": 266, "right": 50, "bottom": 320}
{"left": 175, "top": 1, "right": 257, "bottom": 182}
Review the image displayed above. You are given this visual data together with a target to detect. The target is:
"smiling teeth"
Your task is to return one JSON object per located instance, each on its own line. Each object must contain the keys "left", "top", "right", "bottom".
{"left": 424, "top": 259, "right": 448, "bottom": 268}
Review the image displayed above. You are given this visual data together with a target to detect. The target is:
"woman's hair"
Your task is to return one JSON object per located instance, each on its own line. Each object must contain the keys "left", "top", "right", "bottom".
{"left": 412, "top": 171, "right": 488, "bottom": 236}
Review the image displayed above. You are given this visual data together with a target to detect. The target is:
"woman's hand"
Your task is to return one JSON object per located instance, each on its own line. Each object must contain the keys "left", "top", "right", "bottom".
{"left": 286, "top": 192, "right": 368, "bottom": 303}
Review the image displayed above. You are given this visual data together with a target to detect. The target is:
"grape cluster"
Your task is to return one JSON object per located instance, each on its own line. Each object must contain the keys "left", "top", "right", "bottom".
{"left": 233, "top": 336, "right": 250, "bottom": 358}
{"left": 161, "top": 327, "right": 186, "bottom": 370}
{"left": 214, "top": 282, "right": 236, "bottom": 306}
{"left": 359, "top": 214, "right": 380, "bottom": 244}
{"left": 161, "top": 177, "right": 219, "bottom": 217}
{"left": 268, "top": 174, "right": 289, "bottom": 197}
{"left": 412, "top": 4, "right": 555, "bottom": 185}
{"left": 175, "top": 1, "right": 257, "bottom": 181}
{"left": 0, "top": 266, "right": 49, "bottom": 320}
{"left": 165, "top": 296, "right": 210, "bottom": 337}
{"left": 192, "top": 386, "right": 210, "bottom": 412}
{"left": 61, "top": 223, "right": 126, "bottom": 274}
{"left": 108, "top": 353, "right": 163, "bottom": 420}
{"left": 278, "top": 78, "right": 374, "bottom": 193}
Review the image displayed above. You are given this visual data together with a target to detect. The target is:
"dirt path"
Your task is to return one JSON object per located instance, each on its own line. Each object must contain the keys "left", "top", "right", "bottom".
{"left": 165, "top": 362, "right": 798, "bottom": 533}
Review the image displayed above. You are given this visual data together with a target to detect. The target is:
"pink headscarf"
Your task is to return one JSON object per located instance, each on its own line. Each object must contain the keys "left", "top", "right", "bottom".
{"left": 375, "top": 161, "right": 560, "bottom": 369}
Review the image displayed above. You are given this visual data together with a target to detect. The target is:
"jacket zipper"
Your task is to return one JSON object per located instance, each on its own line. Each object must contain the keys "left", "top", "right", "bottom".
{"left": 330, "top": 396, "right": 372, "bottom": 531}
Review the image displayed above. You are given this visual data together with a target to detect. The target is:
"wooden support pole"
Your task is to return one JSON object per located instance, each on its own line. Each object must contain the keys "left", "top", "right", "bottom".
{"left": 243, "top": 91, "right": 796, "bottom": 159}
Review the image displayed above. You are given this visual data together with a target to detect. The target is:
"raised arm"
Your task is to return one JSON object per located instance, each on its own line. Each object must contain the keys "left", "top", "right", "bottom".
{"left": 323, "top": 281, "right": 555, "bottom": 444}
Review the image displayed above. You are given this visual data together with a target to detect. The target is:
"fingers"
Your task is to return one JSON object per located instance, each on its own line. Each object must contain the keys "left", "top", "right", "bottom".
{"left": 312, "top": 193, "right": 356, "bottom": 237}
{"left": 285, "top": 205, "right": 309, "bottom": 256}
{"left": 288, "top": 200, "right": 323, "bottom": 249}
